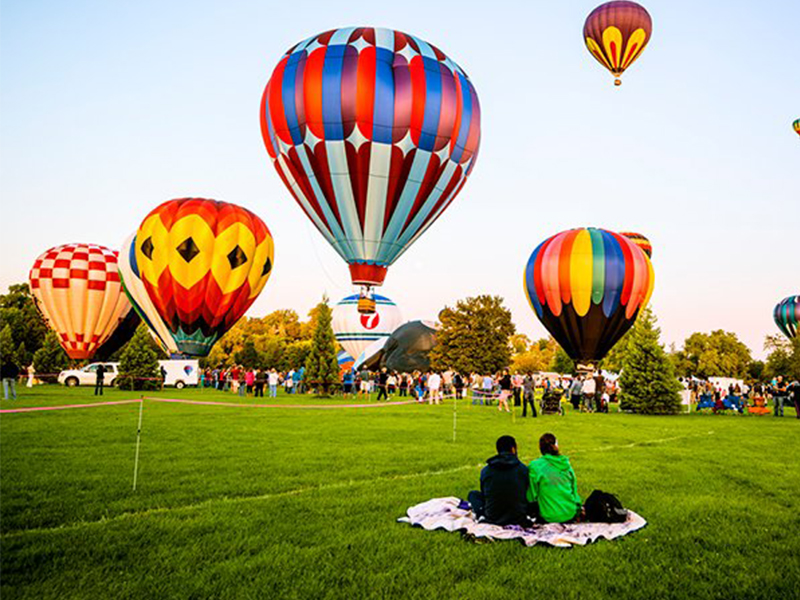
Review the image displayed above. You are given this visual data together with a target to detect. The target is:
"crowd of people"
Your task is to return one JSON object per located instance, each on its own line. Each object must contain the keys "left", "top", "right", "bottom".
{"left": 683, "top": 376, "right": 800, "bottom": 417}
{"left": 198, "top": 366, "right": 305, "bottom": 398}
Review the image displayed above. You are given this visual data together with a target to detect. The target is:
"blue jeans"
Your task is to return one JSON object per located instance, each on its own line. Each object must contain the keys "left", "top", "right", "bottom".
{"left": 269, "top": 384, "right": 277, "bottom": 398}
{"left": 773, "top": 395, "right": 785, "bottom": 416}
{"left": 3, "top": 378, "right": 16, "bottom": 400}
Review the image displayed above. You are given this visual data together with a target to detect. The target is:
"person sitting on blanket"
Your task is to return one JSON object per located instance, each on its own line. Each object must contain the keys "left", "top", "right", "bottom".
{"left": 527, "top": 433, "right": 583, "bottom": 523}
{"left": 467, "top": 435, "right": 531, "bottom": 526}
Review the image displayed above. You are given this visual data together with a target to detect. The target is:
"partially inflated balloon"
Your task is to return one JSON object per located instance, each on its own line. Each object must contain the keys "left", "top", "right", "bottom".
{"left": 774, "top": 296, "right": 799, "bottom": 339}
{"left": 261, "top": 27, "right": 480, "bottom": 301}
{"left": 620, "top": 231, "right": 652, "bottom": 258}
{"left": 332, "top": 293, "right": 402, "bottom": 362}
{"left": 382, "top": 320, "right": 439, "bottom": 373}
{"left": 119, "top": 233, "right": 180, "bottom": 355}
{"left": 134, "top": 198, "right": 274, "bottom": 356}
{"left": 524, "top": 228, "right": 654, "bottom": 365}
{"left": 584, "top": 1, "right": 652, "bottom": 86}
{"left": 29, "top": 244, "right": 136, "bottom": 360}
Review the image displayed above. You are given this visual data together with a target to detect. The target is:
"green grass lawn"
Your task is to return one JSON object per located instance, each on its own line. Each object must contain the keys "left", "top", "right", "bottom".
{"left": 1, "top": 386, "right": 798, "bottom": 599}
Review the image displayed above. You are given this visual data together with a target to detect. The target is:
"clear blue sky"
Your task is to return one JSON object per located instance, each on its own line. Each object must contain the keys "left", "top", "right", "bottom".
{"left": 1, "top": 0, "right": 797, "bottom": 358}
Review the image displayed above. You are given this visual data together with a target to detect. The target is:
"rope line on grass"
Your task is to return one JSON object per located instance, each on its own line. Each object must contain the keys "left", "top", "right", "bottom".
{"left": 1, "top": 430, "right": 715, "bottom": 539}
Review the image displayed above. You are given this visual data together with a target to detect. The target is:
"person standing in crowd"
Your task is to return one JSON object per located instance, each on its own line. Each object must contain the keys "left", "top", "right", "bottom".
{"left": 387, "top": 372, "right": 397, "bottom": 396}
{"left": 95, "top": 363, "right": 106, "bottom": 396}
{"left": 477, "top": 373, "right": 493, "bottom": 406}
{"left": 512, "top": 372, "right": 523, "bottom": 407}
{"left": 238, "top": 367, "right": 247, "bottom": 397}
{"left": 245, "top": 368, "right": 255, "bottom": 396}
{"left": 268, "top": 369, "right": 279, "bottom": 398}
{"left": 569, "top": 376, "right": 583, "bottom": 411}
{"left": 497, "top": 370, "right": 512, "bottom": 413}
{"left": 454, "top": 372, "right": 464, "bottom": 400}
{"left": 255, "top": 368, "right": 265, "bottom": 397}
{"left": 342, "top": 369, "right": 354, "bottom": 398}
{"left": 398, "top": 373, "right": 408, "bottom": 397}
{"left": 593, "top": 373, "right": 605, "bottom": 413}
{"left": 26, "top": 363, "right": 35, "bottom": 388}
{"left": 376, "top": 368, "right": 389, "bottom": 401}
{"left": 415, "top": 371, "right": 426, "bottom": 403}
{"left": 285, "top": 369, "right": 294, "bottom": 394}
{"left": 358, "top": 367, "right": 370, "bottom": 398}
{"left": 522, "top": 373, "right": 537, "bottom": 418}
{"left": 293, "top": 368, "right": 303, "bottom": 394}
{"left": 789, "top": 379, "right": 800, "bottom": 419}
{"left": 1, "top": 359, "right": 19, "bottom": 400}
{"left": 581, "top": 375, "right": 596, "bottom": 412}
{"left": 428, "top": 371, "right": 442, "bottom": 405}
{"left": 772, "top": 376, "right": 787, "bottom": 417}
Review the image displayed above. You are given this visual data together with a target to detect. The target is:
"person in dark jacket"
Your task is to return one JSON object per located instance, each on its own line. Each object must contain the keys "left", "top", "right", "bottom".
{"left": 376, "top": 368, "right": 389, "bottom": 401}
{"left": 467, "top": 435, "right": 531, "bottom": 526}
{"left": 95, "top": 364, "right": 106, "bottom": 396}
{"left": 2, "top": 360, "right": 20, "bottom": 400}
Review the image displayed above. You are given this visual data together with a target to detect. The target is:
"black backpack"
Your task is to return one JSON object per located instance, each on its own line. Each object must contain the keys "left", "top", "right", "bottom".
{"left": 584, "top": 490, "right": 628, "bottom": 523}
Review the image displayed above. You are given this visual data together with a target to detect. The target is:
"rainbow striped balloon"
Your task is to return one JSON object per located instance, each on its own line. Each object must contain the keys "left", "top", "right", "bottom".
{"left": 793, "top": 119, "right": 800, "bottom": 138}
{"left": 524, "top": 227, "right": 655, "bottom": 364}
{"left": 774, "top": 296, "right": 799, "bottom": 339}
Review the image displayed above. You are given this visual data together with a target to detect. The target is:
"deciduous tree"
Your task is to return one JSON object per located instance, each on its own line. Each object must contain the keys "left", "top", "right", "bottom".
{"left": 430, "top": 295, "right": 515, "bottom": 374}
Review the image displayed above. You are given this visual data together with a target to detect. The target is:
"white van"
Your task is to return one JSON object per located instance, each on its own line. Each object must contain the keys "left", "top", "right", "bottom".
{"left": 58, "top": 360, "right": 199, "bottom": 389}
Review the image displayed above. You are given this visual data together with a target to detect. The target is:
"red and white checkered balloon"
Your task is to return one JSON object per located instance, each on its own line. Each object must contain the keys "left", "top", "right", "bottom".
{"left": 29, "top": 243, "right": 133, "bottom": 360}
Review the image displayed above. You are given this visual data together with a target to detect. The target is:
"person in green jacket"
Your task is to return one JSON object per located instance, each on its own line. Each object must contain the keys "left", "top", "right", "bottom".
{"left": 527, "top": 433, "right": 582, "bottom": 523}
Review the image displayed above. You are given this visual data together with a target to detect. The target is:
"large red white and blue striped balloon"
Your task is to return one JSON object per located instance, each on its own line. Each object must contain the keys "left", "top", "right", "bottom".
{"left": 260, "top": 27, "right": 481, "bottom": 288}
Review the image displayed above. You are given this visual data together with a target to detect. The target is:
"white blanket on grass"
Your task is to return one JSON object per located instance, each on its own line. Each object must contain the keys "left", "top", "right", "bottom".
{"left": 398, "top": 496, "right": 647, "bottom": 548}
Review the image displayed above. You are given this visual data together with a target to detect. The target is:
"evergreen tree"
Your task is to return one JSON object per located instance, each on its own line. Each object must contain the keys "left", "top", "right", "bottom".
{"left": 33, "top": 331, "right": 70, "bottom": 383}
{"left": 118, "top": 324, "right": 161, "bottom": 391}
{"left": 0, "top": 324, "right": 14, "bottom": 363}
{"left": 618, "top": 307, "right": 681, "bottom": 414}
{"left": 304, "top": 297, "right": 339, "bottom": 397}
{"left": 430, "top": 295, "right": 515, "bottom": 374}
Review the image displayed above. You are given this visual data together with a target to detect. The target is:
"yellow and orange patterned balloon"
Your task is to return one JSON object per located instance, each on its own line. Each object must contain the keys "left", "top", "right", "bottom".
{"left": 29, "top": 243, "right": 135, "bottom": 360}
{"left": 133, "top": 198, "right": 274, "bottom": 356}
{"left": 584, "top": 1, "right": 653, "bottom": 86}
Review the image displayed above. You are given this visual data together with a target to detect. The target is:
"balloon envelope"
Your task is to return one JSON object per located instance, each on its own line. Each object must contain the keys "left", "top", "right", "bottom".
{"left": 29, "top": 243, "right": 134, "bottom": 360}
{"left": 620, "top": 231, "right": 652, "bottom": 258}
{"left": 133, "top": 198, "right": 274, "bottom": 356}
{"left": 774, "top": 296, "right": 799, "bottom": 339}
{"left": 332, "top": 293, "right": 402, "bottom": 361}
{"left": 118, "top": 233, "right": 180, "bottom": 355}
{"left": 382, "top": 320, "right": 439, "bottom": 373}
{"left": 261, "top": 27, "right": 481, "bottom": 288}
{"left": 524, "top": 228, "right": 654, "bottom": 365}
{"left": 794, "top": 119, "right": 800, "bottom": 138}
{"left": 584, "top": 1, "right": 652, "bottom": 85}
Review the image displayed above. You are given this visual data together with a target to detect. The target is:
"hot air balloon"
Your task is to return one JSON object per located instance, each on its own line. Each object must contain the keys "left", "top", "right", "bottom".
{"left": 29, "top": 244, "right": 136, "bottom": 360}
{"left": 332, "top": 293, "right": 403, "bottom": 362}
{"left": 774, "top": 296, "right": 799, "bottom": 339}
{"left": 133, "top": 198, "right": 274, "bottom": 356}
{"left": 118, "top": 233, "right": 180, "bottom": 355}
{"left": 620, "top": 231, "right": 652, "bottom": 258}
{"left": 524, "top": 228, "right": 654, "bottom": 370}
{"left": 382, "top": 320, "right": 439, "bottom": 373}
{"left": 261, "top": 27, "right": 481, "bottom": 313}
{"left": 584, "top": 1, "right": 653, "bottom": 86}
{"left": 793, "top": 119, "right": 800, "bottom": 138}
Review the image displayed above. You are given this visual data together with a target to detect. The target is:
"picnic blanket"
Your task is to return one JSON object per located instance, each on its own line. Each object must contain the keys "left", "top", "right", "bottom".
{"left": 398, "top": 496, "right": 647, "bottom": 548}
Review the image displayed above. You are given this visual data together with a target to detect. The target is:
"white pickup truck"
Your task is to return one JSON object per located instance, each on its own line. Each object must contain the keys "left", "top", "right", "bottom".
{"left": 59, "top": 360, "right": 199, "bottom": 389}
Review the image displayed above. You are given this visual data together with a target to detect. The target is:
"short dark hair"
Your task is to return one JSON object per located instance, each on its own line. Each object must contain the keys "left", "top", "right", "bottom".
{"left": 539, "top": 433, "right": 559, "bottom": 456}
{"left": 496, "top": 435, "right": 517, "bottom": 454}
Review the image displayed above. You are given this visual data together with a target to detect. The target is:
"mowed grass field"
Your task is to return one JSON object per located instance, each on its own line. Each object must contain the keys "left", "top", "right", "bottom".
{"left": 1, "top": 386, "right": 798, "bottom": 600}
